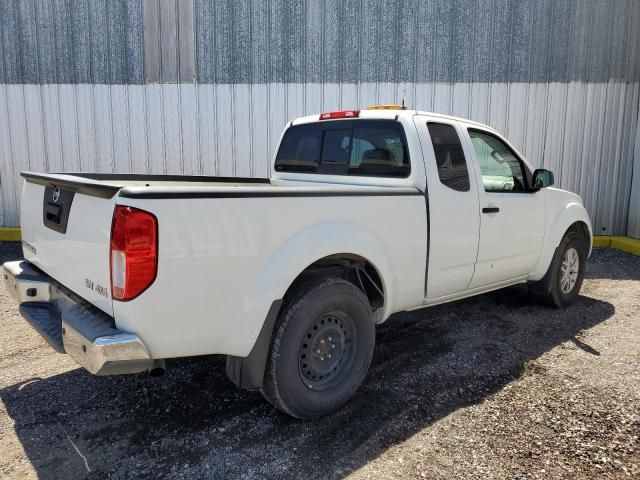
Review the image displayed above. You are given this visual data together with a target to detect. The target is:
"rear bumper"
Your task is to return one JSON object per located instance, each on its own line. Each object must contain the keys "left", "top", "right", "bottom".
{"left": 3, "top": 260, "right": 153, "bottom": 375}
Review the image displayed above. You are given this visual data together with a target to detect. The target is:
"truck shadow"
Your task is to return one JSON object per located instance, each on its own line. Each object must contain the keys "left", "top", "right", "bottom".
{"left": 0, "top": 285, "right": 615, "bottom": 479}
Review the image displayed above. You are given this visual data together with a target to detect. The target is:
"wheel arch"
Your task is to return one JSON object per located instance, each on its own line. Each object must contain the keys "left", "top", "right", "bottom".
{"left": 227, "top": 222, "right": 393, "bottom": 391}
{"left": 531, "top": 201, "right": 593, "bottom": 281}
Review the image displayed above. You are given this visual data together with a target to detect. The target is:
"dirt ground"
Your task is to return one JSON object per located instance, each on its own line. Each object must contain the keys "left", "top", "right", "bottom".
{"left": 0, "top": 241, "right": 638, "bottom": 480}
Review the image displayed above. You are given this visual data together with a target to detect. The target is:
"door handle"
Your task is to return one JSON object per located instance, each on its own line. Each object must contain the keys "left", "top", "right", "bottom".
{"left": 482, "top": 206, "right": 500, "bottom": 214}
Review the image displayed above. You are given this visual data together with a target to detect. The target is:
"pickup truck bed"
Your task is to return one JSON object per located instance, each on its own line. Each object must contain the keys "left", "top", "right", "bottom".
{"left": 17, "top": 171, "right": 426, "bottom": 361}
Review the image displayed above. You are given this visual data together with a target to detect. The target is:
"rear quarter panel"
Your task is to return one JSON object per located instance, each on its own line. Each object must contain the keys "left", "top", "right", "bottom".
{"left": 113, "top": 193, "right": 427, "bottom": 359}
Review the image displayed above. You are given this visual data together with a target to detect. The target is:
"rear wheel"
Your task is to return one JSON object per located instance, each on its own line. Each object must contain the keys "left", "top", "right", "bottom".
{"left": 262, "top": 277, "right": 375, "bottom": 419}
{"left": 532, "top": 231, "right": 586, "bottom": 308}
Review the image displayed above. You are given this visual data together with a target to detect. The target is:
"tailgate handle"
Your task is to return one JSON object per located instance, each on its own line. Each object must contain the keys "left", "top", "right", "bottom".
{"left": 45, "top": 202, "right": 62, "bottom": 224}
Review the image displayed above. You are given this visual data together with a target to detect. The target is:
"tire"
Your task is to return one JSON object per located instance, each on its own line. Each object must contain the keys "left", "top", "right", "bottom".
{"left": 262, "top": 277, "right": 375, "bottom": 419}
{"left": 532, "top": 231, "right": 587, "bottom": 308}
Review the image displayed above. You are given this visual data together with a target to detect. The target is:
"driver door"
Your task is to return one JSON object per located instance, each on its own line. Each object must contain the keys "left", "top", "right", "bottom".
{"left": 464, "top": 127, "right": 546, "bottom": 289}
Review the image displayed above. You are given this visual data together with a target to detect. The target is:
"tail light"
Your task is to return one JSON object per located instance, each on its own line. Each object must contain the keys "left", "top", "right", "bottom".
{"left": 110, "top": 206, "right": 158, "bottom": 301}
{"left": 319, "top": 110, "right": 360, "bottom": 120}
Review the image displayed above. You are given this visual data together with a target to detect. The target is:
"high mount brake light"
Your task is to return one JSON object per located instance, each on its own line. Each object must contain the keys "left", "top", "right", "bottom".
{"left": 319, "top": 110, "right": 360, "bottom": 120}
{"left": 110, "top": 206, "right": 158, "bottom": 301}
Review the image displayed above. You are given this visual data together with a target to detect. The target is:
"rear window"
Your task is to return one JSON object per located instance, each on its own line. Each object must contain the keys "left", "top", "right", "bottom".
{"left": 275, "top": 120, "right": 410, "bottom": 177}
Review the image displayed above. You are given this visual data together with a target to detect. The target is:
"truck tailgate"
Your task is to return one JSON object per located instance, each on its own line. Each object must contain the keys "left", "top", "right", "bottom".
{"left": 20, "top": 175, "right": 120, "bottom": 315}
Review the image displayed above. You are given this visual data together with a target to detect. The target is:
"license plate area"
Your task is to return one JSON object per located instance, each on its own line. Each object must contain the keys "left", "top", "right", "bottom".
{"left": 42, "top": 185, "right": 75, "bottom": 233}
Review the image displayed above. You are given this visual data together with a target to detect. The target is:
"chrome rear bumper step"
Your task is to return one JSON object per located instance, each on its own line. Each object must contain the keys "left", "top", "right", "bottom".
{"left": 3, "top": 260, "right": 154, "bottom": 376}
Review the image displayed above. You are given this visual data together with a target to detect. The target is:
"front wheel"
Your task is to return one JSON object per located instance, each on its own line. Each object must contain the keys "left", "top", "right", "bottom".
{"left": 261, "top": 277, "right": 375, "bottom": 419}
{"left": 532, "top": 231, "right": 586, "bottom": 308}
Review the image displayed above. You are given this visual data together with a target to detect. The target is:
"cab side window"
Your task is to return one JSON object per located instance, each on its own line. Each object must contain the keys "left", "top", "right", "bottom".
{"left": 427, "top": 123, "right": 470, "bottom": 192}
{"left": 468, "top": 129, "right": 527, "bottom": 193}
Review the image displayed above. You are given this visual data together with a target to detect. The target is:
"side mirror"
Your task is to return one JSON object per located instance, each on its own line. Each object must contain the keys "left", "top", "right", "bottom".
{"left": 533, "top": 169, "right": 554, "bottom": 189}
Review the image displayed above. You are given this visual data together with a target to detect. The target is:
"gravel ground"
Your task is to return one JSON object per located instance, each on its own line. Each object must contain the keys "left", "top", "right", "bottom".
{"left": 0, "top": 242, "right": 638, "bottom": 479}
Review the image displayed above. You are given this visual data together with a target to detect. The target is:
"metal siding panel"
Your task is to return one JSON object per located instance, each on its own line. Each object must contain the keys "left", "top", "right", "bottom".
{"left": 0, "top": 85, "right": 18, "bottom": 225}
{"left": 125, "top": 0, "right": 145, "bottom": 84}
{"left": 213, "top": 0, "right": 231, "bottom": 84}
{"left": 177, "top": 0, "right": 195, "bottom": 83}
{"left": 488, "top": 82, "right": 509, "bottom": 135}
{"left": 179, "top": 84, "right": 199, "bottom": 174}
{"left": 215, "top": 83, "right": 234, "bottom": 175}
{"left": 469, "top": 82, "right": 490, "bottom": 125}
{"left": 523, "top": 83, "right": 548, "bottom": 169}
{"left": 34, "top": 0, "right": 57, "bottom": 84}
{"left": 75, "top": 84, "right": 98, "bottom": 171}
{"left": 145, "top": 84, "right": 166, "bottom": 173}
{"left": 160, "top": 0, "right": 179, "bottom": 83}
{"left": 59, "top": 85, "right": 81, "bottom": 171}
{"left": 0, "top": 0, "right": 21, "bottom": 84}
{"left": 616, "top": 83, "right": 639, "bottom": 233}
{"left": 432, "top": 83, "right": 452, "bottom": 115}
{"left": 628, "top": 92, "right": 640, "bottom": 238}
{"left": 505, "top": 82, "right": 529, "bottom": 154}
{"left": 249, "top": 83, "right": 269, "bottom": 176}
{"left": 16, "top": 0, "right": 38, "bottom": 84}
{"left": 378, "top": 0, "right": 399, "bottom": 83}
{"left": 595, "top": 82, "right": 627, "bottom": 234}
{"left": 322, "top": 0, "right": 340, "bottom": 84}
{"left": 559, "top": 82, "right": 588, "bottom": 195}
{"left": 267, "top": 83, "right": 287, "bottom": 165}
{"left": 111, "top": 85, "right": 132, "bottom": 171}
{"left": 360, "top": 0, "right": 381, "bottom": 84}
{"left": 53, "top": 0, "right": 73, "bottom": 84}
{"left": 41, "top": 85, "right": 64, "bottom": 171}
{"left": 490, "top": 0, "right": 510, "bottom": 83}
{"left": 451, "top": 0, "right": 474, "bottom": 83}
{"left": 22, "top": 85, "right": 47, "bottom": 172}
{"left": 250, "top": 0, "right": 269, "bottom": 85}
{"left": 451, "top": 83, "right": 471, "bottom": 119}
{"left": 89, "top": 0, "right": 110, "bottom": 84}
{"left": 196, "top": 84, "right": 217, "bottom": 175}
{"left": 471, "top": 0, "right": 492, "bottom": 83}
{"left": 92, "top": 85, "right": 114, "bottom": 173}
{"left": 127, "top": 85, "right": 149, "bottom": 172}
{"left": 233, "top": 84, "right": 251, "bottom": 176}
{"left": 508, "top": 0, "right": 533, "bottom": 83}
{"left": 547, "top": 0, "right": 571, "bottom": 84}
{"left": 144, "top": 0, "right": 162, "bottom": 83}
{"left": 579, "top": 82, "right": 608, "bottom": 218}
{"left": 71, "top": 0, "right": 92, "bottom": 83}
{"left": 161, "top": 84, "right": 182, "bottom": 173}
{"left": 340, "top": 0, "right": 361, "bottom": 84}
{"left": 541, "top": 83, "right": 568, "bottom": 176}
{"left": 415, "top": 0, "right": 436, "bottom": 85}
{"left": 230, "top": 0, "right": 251, "bottom": 84}
{"left": 4, "top": 85, "right": 27, "bottom": 225}
{"left": 433, "top": 0, "right": 452, "bottom": 84}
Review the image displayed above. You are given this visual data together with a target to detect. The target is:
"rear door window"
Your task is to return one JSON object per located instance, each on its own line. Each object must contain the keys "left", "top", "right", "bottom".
{"left": 275, "top": 120, "right": 410, "bottom": 177}
{"left": 427, "top": 122, "right": 470, "bottom": 192}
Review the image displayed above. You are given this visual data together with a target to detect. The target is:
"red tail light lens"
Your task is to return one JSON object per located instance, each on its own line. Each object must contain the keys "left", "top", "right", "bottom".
{"left": 110, "top": 206, "right": 158, "bottom": 301}
{"left": 319, "top": 110, "right": 360, "bottom": 120}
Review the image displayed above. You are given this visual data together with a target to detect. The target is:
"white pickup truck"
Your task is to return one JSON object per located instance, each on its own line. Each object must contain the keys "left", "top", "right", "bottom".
{"left": 4, "top": 106, "right": 592, "bottom": 418}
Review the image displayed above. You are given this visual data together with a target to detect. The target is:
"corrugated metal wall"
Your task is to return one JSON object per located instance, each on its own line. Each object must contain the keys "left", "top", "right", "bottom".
{"left": 1, "top": 0, "right": 639, "bottom": 237}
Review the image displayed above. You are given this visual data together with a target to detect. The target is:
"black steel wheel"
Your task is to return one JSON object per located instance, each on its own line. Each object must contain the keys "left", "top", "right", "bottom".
{"left": 262, "top": 277, "right": 375, "bottom": 418}
{"left": 298, "top": 311, "right": 357, "bottom": 391}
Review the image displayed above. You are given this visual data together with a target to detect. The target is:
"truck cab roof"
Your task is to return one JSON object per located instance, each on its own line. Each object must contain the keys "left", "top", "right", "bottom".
{"left": 291, "top": 107, "right": 496, "bottom": 133}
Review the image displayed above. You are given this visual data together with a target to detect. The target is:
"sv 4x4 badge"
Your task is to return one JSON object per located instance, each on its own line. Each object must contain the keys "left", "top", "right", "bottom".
{"left": 85, "top": 278, "right": 109, "bottom": 298}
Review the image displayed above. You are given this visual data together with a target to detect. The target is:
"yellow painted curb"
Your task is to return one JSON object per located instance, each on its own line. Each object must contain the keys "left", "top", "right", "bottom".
{"left": 610, "top": 236, "right": 640, "bottom": 256}
{"left": 592, "top": 235, "right": 613, "bottom": 248}
{"left": 0, "top": 227, "right": 21, "bottom": 241}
